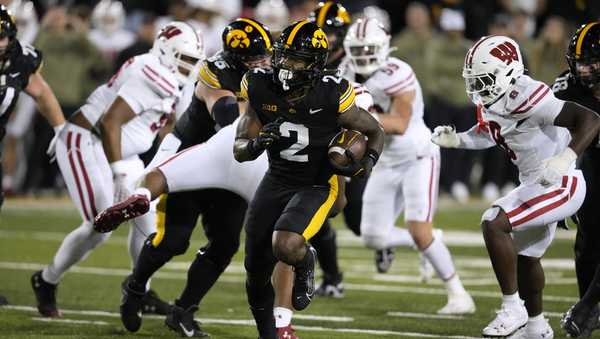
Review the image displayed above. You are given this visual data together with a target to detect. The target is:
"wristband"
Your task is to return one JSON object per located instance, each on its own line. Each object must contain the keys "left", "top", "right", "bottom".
{"left": 110, "top": 160, "right": 128, "bottom": 176}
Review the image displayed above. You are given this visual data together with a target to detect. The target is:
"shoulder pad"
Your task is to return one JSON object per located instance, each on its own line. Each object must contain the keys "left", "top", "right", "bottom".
{"left": 504, "top": 76, "right": 551, "bottom": 115}
{"left": 139, "top": 58, "right": 179, "bottom": 98}
{"left": 374, "top": 57, "right": 416, "bottom": 96}
{"left": 15, "top": 40, "right": 43, "bottom": 75}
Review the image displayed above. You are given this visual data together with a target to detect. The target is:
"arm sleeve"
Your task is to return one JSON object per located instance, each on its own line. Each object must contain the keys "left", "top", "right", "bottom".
{"left": 457, "top": 125, "right": 496, "bottom": 149}
{"left": 338, "top": 80, "right": 356, "bottom": 114}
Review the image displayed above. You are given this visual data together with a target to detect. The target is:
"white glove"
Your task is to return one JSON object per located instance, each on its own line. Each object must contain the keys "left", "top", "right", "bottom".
{"left": 431, "top": 126, "right": 460, "bottom": 148}
{"left": 537, "top": 147, "right": 577, "bottom": 187}
{"left": 46, "top": 123, "right": 65, "bottom": 162}
{"left": 110, "top": 160, "right": 130, "bottom": 203}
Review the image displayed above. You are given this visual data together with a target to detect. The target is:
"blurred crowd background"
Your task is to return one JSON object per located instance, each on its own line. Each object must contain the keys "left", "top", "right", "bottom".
{"left": 1, "top": 0, "right": 598, "bottom": 204}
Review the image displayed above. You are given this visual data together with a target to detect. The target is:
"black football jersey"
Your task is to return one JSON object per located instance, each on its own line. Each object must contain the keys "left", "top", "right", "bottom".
{"left": 242, "top": 68, "right": 356, "bottom": 186}
{"left": 0, "top": 40, "right": 43, "bottom": 139}
{"left": 173, "top": 51, "right": 243, "bottom": 149}
{"left": 553, "top": 70, "right": 600, "bottom": 151}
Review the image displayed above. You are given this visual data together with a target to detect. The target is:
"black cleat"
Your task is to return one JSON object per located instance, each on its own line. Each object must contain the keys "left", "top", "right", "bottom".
{"left": 561, "top": 302, "right": 600, "bottom": 338}
{"left": 0, "top": 294, "right": 8, "bottom": 305}
{"left": 120, "top": 276, "right": 145, "bottom": 332}
{"left": 165, "top": 304, "right": 209, "bottom": 337}
{"left": 292, "top": 246, "right": 316, "bottom": 311}
{"left": 31, "top": 270, "right": 61, "bottom": 317}
{"left": 375, "top": 248, "right": 395, "bottom": 273}
{"left": 315, "top": 273, "right": 344, "bottom": 298}
{"left": 142, "top": 289, "right": 171, "bottom": 315}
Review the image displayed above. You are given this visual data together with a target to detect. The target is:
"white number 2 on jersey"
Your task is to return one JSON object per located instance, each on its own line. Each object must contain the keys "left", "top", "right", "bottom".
{"left": 279, "top": 122, "right": 309, "bottom": 162}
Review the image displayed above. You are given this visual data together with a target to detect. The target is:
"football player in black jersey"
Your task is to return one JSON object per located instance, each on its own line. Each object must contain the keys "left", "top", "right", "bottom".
{"left": 234, "top": 21, "right": 384, "bottom": 339}
{"left": 556, "top": 22, "right": 600, "bottom": 338}
{"left": 0, "top": 5, "right": 65, "bottom": 212}
{"left": 95, "top": 18, "right": 273, "bottom": 336}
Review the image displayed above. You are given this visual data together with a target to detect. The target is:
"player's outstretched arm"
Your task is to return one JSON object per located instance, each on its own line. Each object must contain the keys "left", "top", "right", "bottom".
{"left": 431, "top": 125, "right": 496, "bottom": 150}
{"left": 554, "top": 101, "right": 600, "bottom": 156}
{"left": 25, "top": 72, "right": 65, "bottom": 128}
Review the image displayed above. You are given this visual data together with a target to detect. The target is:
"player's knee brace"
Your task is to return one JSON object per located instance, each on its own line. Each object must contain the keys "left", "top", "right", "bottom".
{"left": 362, "top": 233, "right": 387, "bottom": 250}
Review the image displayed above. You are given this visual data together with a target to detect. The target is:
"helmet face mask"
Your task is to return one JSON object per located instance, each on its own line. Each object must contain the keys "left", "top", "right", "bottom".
{"left": 272, "top": 45, "right": 325, "bottom": 91}
{"left": 566, "top": 23, "right": 600, "bottom": 89}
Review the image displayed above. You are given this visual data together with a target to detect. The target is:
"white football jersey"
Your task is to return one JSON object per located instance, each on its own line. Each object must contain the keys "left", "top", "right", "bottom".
{"left": 343, "top": 57, "right": 432, "bottom": 164}
{"left": 80, "top": 53, "right": 182, "bottom": 159}
{"left": 88, "top": 29, "right": 135, "bottom": 61}
{"left": 480, "top": 74, "right": 569, "bottom": 184}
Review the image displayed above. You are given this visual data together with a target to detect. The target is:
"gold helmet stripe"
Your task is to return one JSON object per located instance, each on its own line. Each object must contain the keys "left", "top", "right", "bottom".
{"left": 576, "top": 22, "right": 598, "bottom": 57}
{"left": 286, "top": 20, "right": 310, "bottom": 46}
{"left": 237, "top": 18, "right": 272, "bottom": 50}
{"left": 316, "top": 1, "right": 334, "bottom": 28}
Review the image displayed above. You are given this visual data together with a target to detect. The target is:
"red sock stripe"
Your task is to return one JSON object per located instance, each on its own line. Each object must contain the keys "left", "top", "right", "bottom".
{"left": 74, "top": 133, "right": 98, "bottom": 217}
{"left": 506, "top": 176, "right": 568, "bottom": 218}
{"left": 511, "top": 177, "right": 577, "bottom": 227}
{"left": 67, "top": 131, "right": 91, "bottom": 221}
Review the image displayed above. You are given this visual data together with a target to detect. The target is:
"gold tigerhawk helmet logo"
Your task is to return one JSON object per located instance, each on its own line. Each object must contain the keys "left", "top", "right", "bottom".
{"left": 226, "top": 28, "right": 250, "bottom": 49}
{"left": 312, "top": 29, "right": 328, "bottom": 49}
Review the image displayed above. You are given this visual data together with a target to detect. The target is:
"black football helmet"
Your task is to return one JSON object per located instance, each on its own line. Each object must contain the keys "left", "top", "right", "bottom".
{"left": 308, "top": 2, "right": 350, "bottom": 61}
{"left": 272, "top": 20, "right": 329, "bottom": 96}
{"left": 0, "top": 5, "right": 17, "bottom": 58}
{"left": 566, "top": 22, "right": 600, "bottom": 89}
{"left": 222, "top": 18, "right": 273, "bottom": 71}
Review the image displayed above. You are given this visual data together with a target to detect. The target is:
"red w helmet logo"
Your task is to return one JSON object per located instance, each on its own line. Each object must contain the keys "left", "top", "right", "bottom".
{"left": 159, "top": 26, "right": 182, "bottom": 40}
{"left": 490, "top": 41, "right": 519, "bottom": 65}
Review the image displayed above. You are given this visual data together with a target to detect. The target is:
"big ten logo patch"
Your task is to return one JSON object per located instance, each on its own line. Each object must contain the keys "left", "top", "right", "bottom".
{"left": 262, "top": 103, "right": 278, "bottom": 112}
{"left": 226, "top": 26, "right": 253, "bottom": 49}
{"left": 490, "top": 41, "right": 519, "bottom": 65}
{"left": 311, "top": 29, "right": 328, "bottom": 49}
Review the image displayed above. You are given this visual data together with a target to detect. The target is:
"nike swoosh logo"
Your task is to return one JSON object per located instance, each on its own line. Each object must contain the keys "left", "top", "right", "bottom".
{"left": 179, "top": 323, "right": 194, "bottom": 337}
{"left": 309, "top": 108, "right": 323, "bottom": 114}
{"left": 9, "top": 72, "right": 19, "bottom": 78}
{"left": 338, "top": 131, "right": 345, "bottom": 144}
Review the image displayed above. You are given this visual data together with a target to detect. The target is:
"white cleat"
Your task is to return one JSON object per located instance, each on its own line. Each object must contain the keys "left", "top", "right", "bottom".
{"left": 438, "top": 291, "right": 476, "bottom": 315}
{"left": 420, "top": 229, "right": 443, "bottom": 283}
{"left": 508, "top": 320, "right": 553, "bottom": 339}
{"left": 482, "top": 302, "right": 528, "bottom": 337}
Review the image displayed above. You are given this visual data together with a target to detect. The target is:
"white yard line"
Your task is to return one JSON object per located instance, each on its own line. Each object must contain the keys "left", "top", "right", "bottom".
{"left": 31, "top": 317, "right": 109, "bottom": 326}
{"left": 386, "top": 312, "right": 464, "bottom": 320}
{"left": 5, "top": 305, "right": 479, "bottom": 338}
{"left": 0, "top": 261, "right": 578, "bottom": 303}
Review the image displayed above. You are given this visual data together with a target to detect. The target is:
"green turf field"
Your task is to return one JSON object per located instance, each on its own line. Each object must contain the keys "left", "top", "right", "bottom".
{"left": 0, "top": 197, "right": 585, "bottom": 338}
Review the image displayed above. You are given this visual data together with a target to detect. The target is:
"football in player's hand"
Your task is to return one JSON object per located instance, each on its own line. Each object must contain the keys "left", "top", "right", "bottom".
{"left": 328, "top": 129, "right": 367, "bottom": 167}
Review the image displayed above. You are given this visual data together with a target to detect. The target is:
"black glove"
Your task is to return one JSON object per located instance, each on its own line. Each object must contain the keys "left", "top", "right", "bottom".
{"left": 247, "top": 118, "right": 284, "bottom": 156}
{"left": 332, "top": 149, "right": 379, "bottom": 178}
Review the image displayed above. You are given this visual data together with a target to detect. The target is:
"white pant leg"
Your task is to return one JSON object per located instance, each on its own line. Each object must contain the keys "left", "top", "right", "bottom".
{"left": 361, "top": 164, "right": 403, "bottom": 250}
{"left": 494, "top": 169, "right": 586, "bottom": 257}
{"left": 402, "top": 150, "right": 441, "bottom": 223}
{"left": 44, "top": 124, "right": 114, "bottom": 284}
{"left": 157, "top": 123, "right": 268, "bottom": 202}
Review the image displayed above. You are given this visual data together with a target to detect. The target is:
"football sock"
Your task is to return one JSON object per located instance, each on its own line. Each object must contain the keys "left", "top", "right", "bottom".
{"left": 527, "top": 313, "right": 546, "bottom": 329}
{"left": 387, "top": 227, "right": 416, "bottom": 248}
{"left": 177, "top": 253, "right": 223, "bottom": 310}
{"left": 444, "top": 275, "right": 467, "bottom": 295}
{"left": 134, "top": 187, "right": 151, "bottom": 200}
{"left": 128, "top": 208, "right": 156, "bottom": 267}
{"left": 422, "top": 236, "right": 456, "bottom": 281}
{"left": 310, "top": 221, "right": 340, "bottom": 278}
{"left": 251, "top": 306, "right": 277, "bottom": 339}
{"left": 131, "top": 240, "right": 172, "bottom": 289}
{"left": 43, "top": 221, "right": 109, "bottom": 285}
{"left": 274, "top": 307, "right": 293, "bottom": 328}
{"left": 502, "top": 292, "right": 522, "bottom": 308}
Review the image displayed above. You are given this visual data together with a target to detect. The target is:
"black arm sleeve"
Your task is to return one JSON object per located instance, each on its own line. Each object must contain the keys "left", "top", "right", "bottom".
{"left": 211, "top": 96, "right": 240, "bottom": 128}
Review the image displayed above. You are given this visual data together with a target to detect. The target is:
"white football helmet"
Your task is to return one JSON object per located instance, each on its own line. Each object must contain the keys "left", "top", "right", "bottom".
{"left": 344, "top": 18, "right": 389, "bottom": 75}
{"left": 152, "top": 22, "right": 205, "bottom": 86}
{"left": 462, "top": 35, "right": 525, "bottom": 105}
{"left": 92, "top": 0, "right": 125, "bottom": 35}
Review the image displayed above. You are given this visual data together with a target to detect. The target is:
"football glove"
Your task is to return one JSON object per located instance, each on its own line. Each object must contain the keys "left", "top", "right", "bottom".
{"left": 537, "top": 147, "right": 577, "bottom": 187}
{"left": 431, "top": 125, "right": 460, "bottom": 148}
{"left": 46, "top": 123, "right": 65, "bottom": 163}
{"left": 332, "top": 149, "right": 378, "bottom": 178}
{"left": 110, "top": 160, "right": 130, "bottom": 203}
{"left": 248, "top": 118, "right": 283, "bottom": 154}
